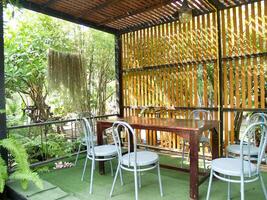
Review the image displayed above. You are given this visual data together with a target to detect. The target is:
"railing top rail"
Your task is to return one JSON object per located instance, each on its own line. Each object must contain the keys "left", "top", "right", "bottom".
{"left": 7, "top": 113, "right": 118, "bottom": 130}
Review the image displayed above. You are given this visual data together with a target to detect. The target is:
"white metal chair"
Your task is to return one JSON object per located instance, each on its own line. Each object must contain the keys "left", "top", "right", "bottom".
{"left": 206, "top": 122, "right": 267, "bottom": 200}
{"left": 74, "top": 116, "right": 108, "bottom": 165}
{"left": 110, "top": 121, "right": 163, "bottom": 200}
{"left": 181, "top": 109, "right": 212, "bottom": 169}
{"left": 80, "top": 117, "right": 117, "bottom": 194}
{"left": 227, "top": 112, "right": 267, "bottom": 164}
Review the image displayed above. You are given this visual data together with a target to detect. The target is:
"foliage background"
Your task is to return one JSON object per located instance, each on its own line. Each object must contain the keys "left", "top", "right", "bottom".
{"left": 4, "top": 6, "right": 116, "bottom": 126}
{"left": 3, "top": 6, "right": 116, "bottom": 164}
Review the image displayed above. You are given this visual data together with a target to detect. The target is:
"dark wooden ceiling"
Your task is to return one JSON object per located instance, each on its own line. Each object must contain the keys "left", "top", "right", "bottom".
{"left": 19, "top": 0, "right": 260, "bottom": 34}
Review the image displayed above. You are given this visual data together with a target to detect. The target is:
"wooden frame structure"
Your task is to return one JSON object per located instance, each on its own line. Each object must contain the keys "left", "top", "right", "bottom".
{"left": 0, "top": 0, "right": 266, "bottom": 160}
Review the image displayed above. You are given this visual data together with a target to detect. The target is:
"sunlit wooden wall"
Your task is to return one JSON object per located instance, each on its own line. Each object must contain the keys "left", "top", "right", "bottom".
{"left": 121, "top": 1, "right": 267, "bottom": 151}
{"left": 222, "top": 1, "right": 267, "bottom": 147}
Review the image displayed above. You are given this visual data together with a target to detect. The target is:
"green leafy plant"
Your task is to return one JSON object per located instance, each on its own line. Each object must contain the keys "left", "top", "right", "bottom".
{"left": 0, "top": 157, "right": 8, "bottom": 193}
{"left": 0, "top": 138, "right": 43, "bottom": 193}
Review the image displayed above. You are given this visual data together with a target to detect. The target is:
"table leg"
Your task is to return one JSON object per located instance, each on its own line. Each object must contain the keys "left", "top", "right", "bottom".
{"left": 96, "top": 122, "right": 105, "bottom": 175}
{"left": 189, "top": 131, "right": 199, "bottom": 200}
{"left": 211, "top": 127, "right": 219, "bottom": 159}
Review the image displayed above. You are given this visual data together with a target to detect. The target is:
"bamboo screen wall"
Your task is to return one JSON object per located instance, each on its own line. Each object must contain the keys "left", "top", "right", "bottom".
{"left": 222, "top": 1, "right": 267, "bottom": 147}
{"left": 121, "top": 1, "right": 267, "bottom": 151}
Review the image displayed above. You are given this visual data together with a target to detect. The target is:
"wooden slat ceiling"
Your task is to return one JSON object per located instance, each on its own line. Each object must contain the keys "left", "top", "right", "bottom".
{"left": 20, "top": 0, "right": 259, "bottom": 34}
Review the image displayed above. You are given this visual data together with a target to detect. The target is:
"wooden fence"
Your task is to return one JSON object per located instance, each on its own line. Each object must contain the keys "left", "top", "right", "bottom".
{"left": 121, "top": 1, "right": 267, "bottom": 152}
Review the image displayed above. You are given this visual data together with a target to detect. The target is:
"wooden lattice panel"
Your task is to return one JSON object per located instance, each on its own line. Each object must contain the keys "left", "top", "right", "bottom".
{"left": 121, "top": 12, "right": 218, "bottom": 150}
{"left": 121, "top": 1, "right": 267, "bottom": 152}
{"left": 222, "top": 1, "right": 267, "bottom": 146}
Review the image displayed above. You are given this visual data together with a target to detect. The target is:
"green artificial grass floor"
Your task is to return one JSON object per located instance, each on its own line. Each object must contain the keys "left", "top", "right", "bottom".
{"left": 39, "top": 155, "right": 267, "bottom": 200}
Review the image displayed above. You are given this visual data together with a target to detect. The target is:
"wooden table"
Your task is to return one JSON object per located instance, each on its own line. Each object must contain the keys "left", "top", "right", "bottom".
{"left": 96, "top": 116, "right": 219, "bottom": 200}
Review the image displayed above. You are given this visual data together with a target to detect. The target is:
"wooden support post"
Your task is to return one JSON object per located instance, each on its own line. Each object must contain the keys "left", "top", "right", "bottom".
{"left": 115, "top": 34, "right": 123, "bottom": 117}
{"left": 216, "top": 10, "right": 224, "bottom": 156}
{"left": 0, "top": 1, "right": 7, "bottom": 163}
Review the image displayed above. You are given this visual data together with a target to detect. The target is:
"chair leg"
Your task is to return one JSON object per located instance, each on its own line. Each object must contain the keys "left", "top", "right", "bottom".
{"left": 208, "top": 143, "right": 212, "bottom": 168}
{"left": 157, "top": 163, "right": 163, "bottom": 197}
{"left": 74, "top": 143, "right": 82, "bottom": 166}
{"left": 138, "top": 167, "right": 141, "bottom": 188}
{"left": 259, "top": 173, "right": 267, "bottom": 199}
{"left": 181, "top": 140, "right": 186, "bottom": 168}
{"left": 227, "top": 176, "right": 231, "bottom": 200}
{"left": 89, "top": 160, "right": 95, "bottom": 194}
{"left": 206, "top": 170, "right": 213, "bottom": 200}
{"left": 134, "top": 167, "right": 139, "bottom": 200}
{"left": 81, "top": 156, "right": 88, "bottom": 181}
{"left": 119, "top": 167, "right": 124, "bottom": 186}
{"left": 202, "top": 144, "right": 206, "bottom": 170}
{"left": 240, "top": 176, "right": 245, "bottom": 200}
{"left": 109, "top": 160, "right": 114, "bottom": 176}
{"left": 110, "top": 163, "right": 120, "bottom": 197}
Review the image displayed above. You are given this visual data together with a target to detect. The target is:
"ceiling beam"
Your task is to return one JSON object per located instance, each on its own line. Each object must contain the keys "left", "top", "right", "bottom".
{"left": 18, "top": 0, "right": 119, "bottom": 35}
{"left": 42, "top": 0, "right": 59, "bottom": 8}
{"left": 79, "top": 0, "right": 120, "bottom": 19}
{"left": 224, "top": 0, "right": 263, "bottom": 10}
{"left": 205, "top": 0, "right": 263, "bottom": 10}
{"left": 205, "top": 0, "right": 224, "bottom": 10}
{"left": 119, "top": 9, "right": 203, "bottom": 34}
{"left": 100, "top": 0, "right": 177, "bottom": 25}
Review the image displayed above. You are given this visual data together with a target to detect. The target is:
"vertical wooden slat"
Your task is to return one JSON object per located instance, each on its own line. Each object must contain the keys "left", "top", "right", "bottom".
{"left": 221, "top": 10, "right": 227, "bottom": 144}
{"left": 133, "top": 29, "right": 137, "bottom": 106}
{"left": 258, "top": 2, "right": 265, "bottom": 108}
{"left": 251, "top": 3, "right": 258, "bottom": 108}
{"left": 245, "top": 5, "right": 252, "bottom": 108}
{"left": 223, "top": 9, "right": 230, "bottom": 146}
{"left": 212, "top": 12, "right": 218, "bottom": 113}
{"left": 265, "top": 1, "right": 267, "bottom": 52}
{"left": 125, "top": 33, "right": 129, "bottom": 70}
{"left": 147, "top": 28, "right": 151, "bottom": 108}
{"left": 203, "top": 63, "right": 208, "bottom": 107}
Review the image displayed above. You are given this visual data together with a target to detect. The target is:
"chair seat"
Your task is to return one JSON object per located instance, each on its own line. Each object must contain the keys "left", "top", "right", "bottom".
{"left": 200, "top": 136, "right": 210, "bottom": 143}
{"left": 227, "top": 144, "right": 259, "bottom": 155}
{"left": 211, "top": 158, "right": 257, "bottom": 177}
{"left": 122, "top": 151, "right": 159, "bottom": 167}
{"left": 88, "top": 145, "right": 117, "bottom": 157}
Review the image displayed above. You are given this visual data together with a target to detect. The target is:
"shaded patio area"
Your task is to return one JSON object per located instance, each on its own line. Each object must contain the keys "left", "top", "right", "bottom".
{"left": 9, "top": 155, "right": 267, "bottom": 200}
{"left": 1, "top": 0, "right": 267, "bottom": 200}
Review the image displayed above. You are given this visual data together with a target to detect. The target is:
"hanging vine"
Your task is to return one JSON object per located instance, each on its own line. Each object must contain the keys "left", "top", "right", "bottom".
{"left": 47, "top": 49, "right": 88, "bottom": 111}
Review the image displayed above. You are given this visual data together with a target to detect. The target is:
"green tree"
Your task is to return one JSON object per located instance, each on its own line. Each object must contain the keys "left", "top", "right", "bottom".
{"left": 4, "top": 7, "right": 116, "bottom": 122}
{"left": 4, "top": 8, "right": 73, "bottom": 122}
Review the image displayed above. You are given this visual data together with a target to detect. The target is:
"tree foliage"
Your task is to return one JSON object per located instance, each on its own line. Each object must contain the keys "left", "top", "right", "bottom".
{"left": 4, "top": 7, "right": 115, "bottom": 123}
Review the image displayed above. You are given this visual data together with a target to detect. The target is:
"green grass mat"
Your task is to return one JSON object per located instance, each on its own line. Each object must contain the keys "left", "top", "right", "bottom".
{"left": 39, "top": 154, "right": 267, "bottom": 200}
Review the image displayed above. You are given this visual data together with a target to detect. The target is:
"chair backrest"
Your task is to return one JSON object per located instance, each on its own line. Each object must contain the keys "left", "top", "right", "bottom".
{"left": 112, "top": 121, "right": 137, "bottom": 168}
{"left": 76, "top": 112, "right": 96, "bottom": 136}
{"left": 248, "top": 113, "right": 267, "bottom": 124}
{"left": 261, "top": 113, "right": 267, "bottom": 121}
{"left": 81, "top": 117, "right": 95, "bottom": 157}
{"left": 240, "top": 122, "right": 267, "bottom": 176}
{"left": 189, "top": 109, "right": 212, "bottom": 120}
{"left": 246, "top": 113, "right": 266, "bottom": 145}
